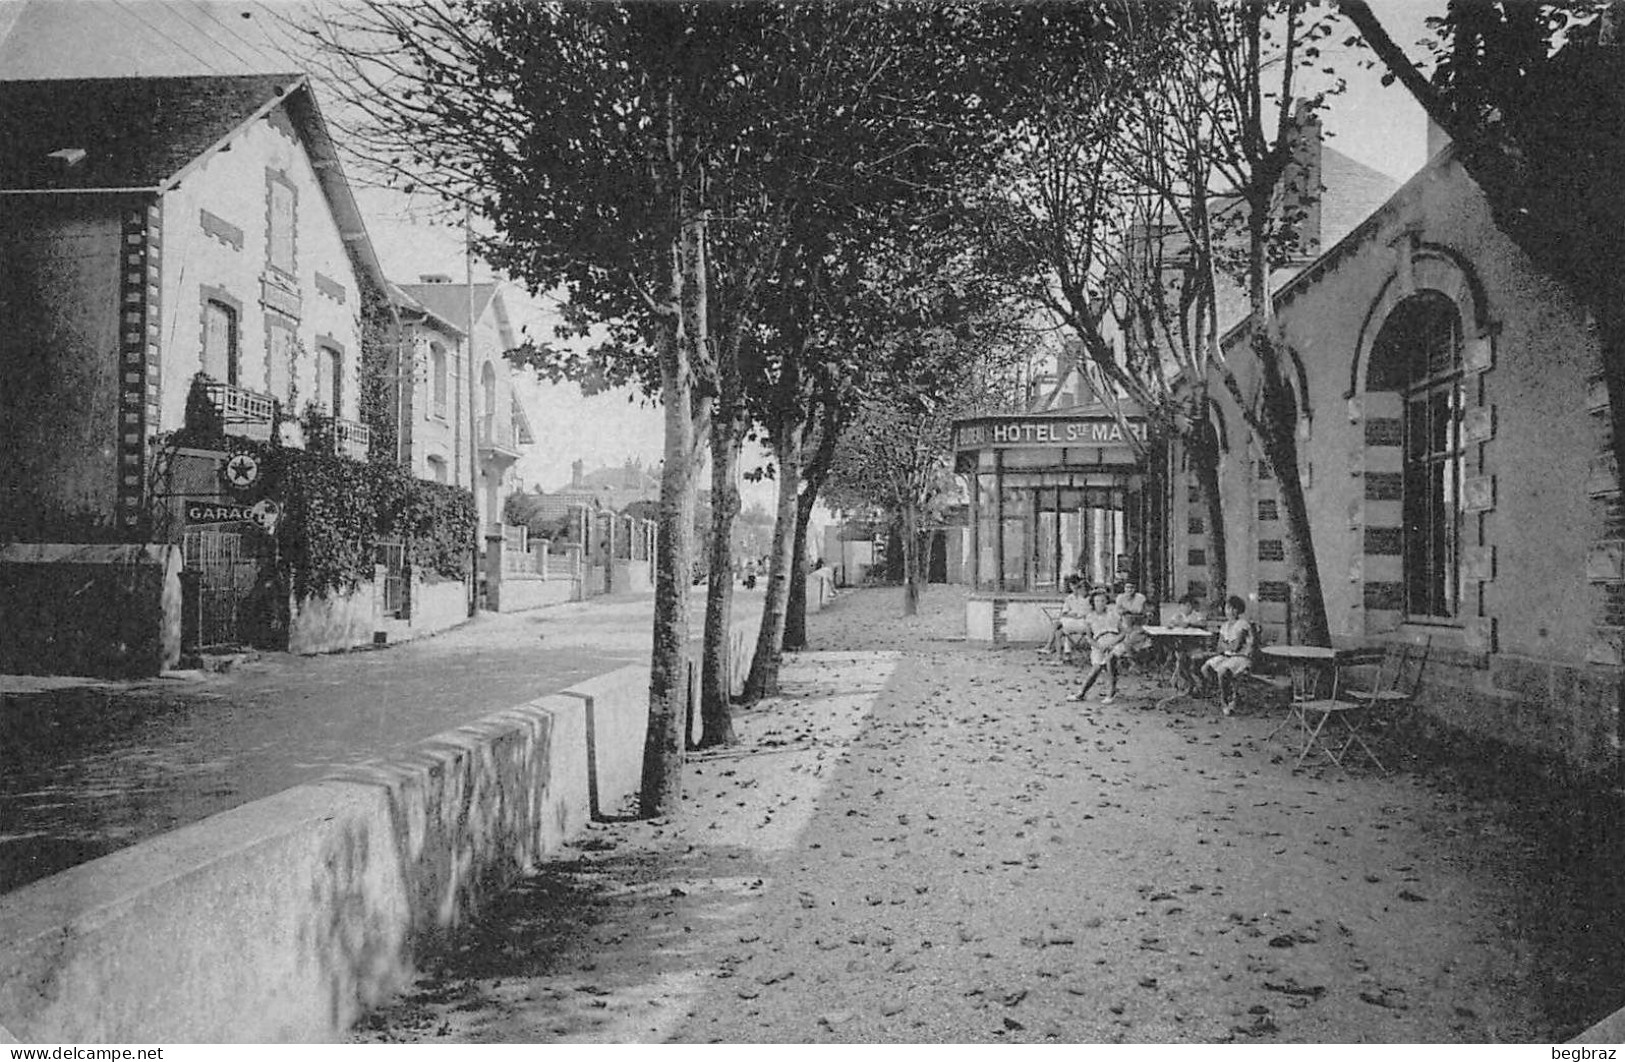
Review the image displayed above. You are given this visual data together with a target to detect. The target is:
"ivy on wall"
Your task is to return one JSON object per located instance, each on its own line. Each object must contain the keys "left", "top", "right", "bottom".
{"left": 166, "top": 388, "right": 476, "bottom": 600}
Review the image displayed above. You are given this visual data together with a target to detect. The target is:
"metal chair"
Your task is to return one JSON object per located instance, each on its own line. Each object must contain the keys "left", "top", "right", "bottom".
{"left": 1345, "top": 638, "right": 1431, "bottom": 748}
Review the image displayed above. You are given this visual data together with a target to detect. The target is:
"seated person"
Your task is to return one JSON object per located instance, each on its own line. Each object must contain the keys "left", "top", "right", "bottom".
{"left": 1066, "top": 588, "right": 1128, "bottom": 704}
{"left": 1115, "top": 579, "right": 1151, "bottom": 657}
{"left": 1162, "top": 592, "right": 1208, "bottom": 629}
{"left": 1040, "top": 574, "right": 1090, "bottom": 659}
{"left": 1200, "top": 595, "right": 1254, "bottom": 715}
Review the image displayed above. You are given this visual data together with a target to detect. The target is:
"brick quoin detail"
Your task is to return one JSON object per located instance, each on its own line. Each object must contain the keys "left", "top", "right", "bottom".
{"left": 1257, "top": 539, "right": 1285, "bottom": 562}
{"left": 1258, "top": 581, "right": 1289, "bottom": 603}
{"left": 1365, "top": 472, "right": 1403, "bottom": 501}
{"left": 1364, "top": 527, "right": 1404, "bottom": 555}
{"left": 1364, "top": 418, "right": 1403, "bottom": 447}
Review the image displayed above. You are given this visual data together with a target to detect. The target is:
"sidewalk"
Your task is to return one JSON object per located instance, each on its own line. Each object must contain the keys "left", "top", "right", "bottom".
{"left": 351, "top": 586, "right": 1623, "bottom": 1044}
{"left": 0, "top": 592, "right": 759, "bottom": 894}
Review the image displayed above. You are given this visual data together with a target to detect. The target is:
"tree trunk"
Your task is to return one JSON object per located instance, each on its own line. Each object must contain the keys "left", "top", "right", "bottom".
{"left": 1186, "top": 399, "right": 1228, "bottom": 601}
{"left": 901, "top": 498, "right": 920, "bottom": 617}
{"left": 1254, "top": 374, "right": 1331, "bottom": 646}
{"left": 782, "top": 490, "right": 818, "bottom": 651}
{"left": 698, "top": 421, "right": 742, "bottom": 748}
{"left": 640, "top": 209, "right": 706, "bottom": 819}
{"left": 743, "top": 428, "right": 804, "bottom": 702}
{"left": 1242, "top": 199, "right": 1329, "bottom": 646}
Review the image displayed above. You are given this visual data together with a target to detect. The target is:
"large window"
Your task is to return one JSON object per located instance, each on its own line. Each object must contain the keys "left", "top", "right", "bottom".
{"left": 319, "top": 346, "right": 342, "bottom": 415}
{"left": 1372, "top": 291, "right": 1465, "bottom": 620}
{"left": 202, "top": 300, "right": 239, "bottom": 385}
{"left": 973, "top": 471, "right": 1138, "bottom": 592}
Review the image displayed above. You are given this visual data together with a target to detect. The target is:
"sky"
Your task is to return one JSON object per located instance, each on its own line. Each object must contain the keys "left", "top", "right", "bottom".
{"left": 0, "top": 0, "right": 1444, "bottom": 493}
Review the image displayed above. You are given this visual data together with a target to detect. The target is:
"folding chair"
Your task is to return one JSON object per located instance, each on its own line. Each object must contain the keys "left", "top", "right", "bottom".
{"left": 1345, "top": 638, "right": 1431, "bottom": 751}
{"left": 1296, "top": 642, "right": 1430, "bottom": 775}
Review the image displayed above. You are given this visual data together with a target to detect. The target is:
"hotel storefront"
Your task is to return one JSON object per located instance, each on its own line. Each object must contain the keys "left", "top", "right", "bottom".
{"left": 953, "top": 409, "right": 1165, "bottom": 643}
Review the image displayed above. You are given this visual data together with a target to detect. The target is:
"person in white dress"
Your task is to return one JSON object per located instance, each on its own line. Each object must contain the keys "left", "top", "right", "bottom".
{"left": 1200, "top": 595, "right": 1254, "bottom": 715}
{"left": 1039, "top": 574, "right": 1090, "bottom": 659}
{"left": 1066, "top": 588, "right": 1126, "bottom": 704}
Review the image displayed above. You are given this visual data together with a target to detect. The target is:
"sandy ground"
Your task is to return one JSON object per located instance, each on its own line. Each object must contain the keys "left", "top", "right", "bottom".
{"left": 351, "top": 586, "right": 1621, "bottom": 1044}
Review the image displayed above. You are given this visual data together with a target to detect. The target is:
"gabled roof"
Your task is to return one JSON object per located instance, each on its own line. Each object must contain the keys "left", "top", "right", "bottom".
{"left": 390, "top": 283, "right": 466, "bottom": 339}
{"left": 1319, "top": 146, "right": 1402, "bottom": 249}
{"left": 398, "top": 282, "right": 504, "bottom": 340}
{"left": 0, "top": 74, "right": 298, "bottom": 192}
{"left": 0, "top": 74, "right": 389, "bottom": 301}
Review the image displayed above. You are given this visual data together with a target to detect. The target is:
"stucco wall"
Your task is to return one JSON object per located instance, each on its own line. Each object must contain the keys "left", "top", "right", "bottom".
{"left": 0, "top": 200, "right": 126, "bottom": 534}
{"left": 158, "top": 103, "right": 363, "bottom": 432}
{"left": 287, "top": 580, "right": 377, "bottom": 656}
{"left": 1189, "top": 155, "right": 1619, "bottom": 775}
{"left": 490, "top": 575, "right": 574, "bottom": 613}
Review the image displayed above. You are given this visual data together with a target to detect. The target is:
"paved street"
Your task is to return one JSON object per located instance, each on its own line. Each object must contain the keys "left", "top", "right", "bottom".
{"left": 0, "top": 592, "right": 754, "bottom": 894}
{"left": 351, "top": 586, "right": 1625, "bottom": 1044}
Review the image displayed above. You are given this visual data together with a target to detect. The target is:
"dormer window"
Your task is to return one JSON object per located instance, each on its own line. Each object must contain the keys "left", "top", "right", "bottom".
{"left": 267, "top": 172, "right": 296, "bottom": 276}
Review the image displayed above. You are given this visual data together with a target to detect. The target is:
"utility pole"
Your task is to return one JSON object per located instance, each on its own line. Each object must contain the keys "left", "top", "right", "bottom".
{"left": 466, "top": 206, "right": 482, "bottom": 616}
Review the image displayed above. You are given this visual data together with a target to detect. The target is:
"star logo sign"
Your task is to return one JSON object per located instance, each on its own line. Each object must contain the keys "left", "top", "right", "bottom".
{"left": 224, "top": 452, "right": 259, "bottom": 490}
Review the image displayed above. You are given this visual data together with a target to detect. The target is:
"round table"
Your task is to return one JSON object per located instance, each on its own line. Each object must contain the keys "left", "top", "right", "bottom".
{"left": 1143, "top": 625, "right": 1217, "bottom": 705}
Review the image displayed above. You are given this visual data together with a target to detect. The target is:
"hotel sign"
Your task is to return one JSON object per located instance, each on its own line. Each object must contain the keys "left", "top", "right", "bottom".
{"left": 953, "top": 417, "right": 1147, "bottom": 451}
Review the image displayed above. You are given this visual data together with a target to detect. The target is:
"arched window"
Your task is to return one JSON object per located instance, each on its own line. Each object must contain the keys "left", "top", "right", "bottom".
{"left": 431, "top": 342, "right": 448, "bottom": 419}
{"left": 1370, "top": 291, "right": 1465, "bottom": 620}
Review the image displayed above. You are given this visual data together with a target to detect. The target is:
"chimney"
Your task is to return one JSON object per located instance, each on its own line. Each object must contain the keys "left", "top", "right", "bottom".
{"left": 571, "top": 459, "right": 584, "bottom": 488}
{"left": 419, "top": 274, "right": 453, "bottom": 284}
{"left": 1282, "top": 101, "right": 1323, "bottom": 259}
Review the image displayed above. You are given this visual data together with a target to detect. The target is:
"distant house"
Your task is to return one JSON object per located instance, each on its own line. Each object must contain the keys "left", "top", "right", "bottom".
{"left": 0, "top": 73, "right": 389, "bottom": 540}
{"left": 392, "top": 276, "right": 535, "bottom": 534}
{"left": 529, "top": 458, "right": 661, "bottom": 525}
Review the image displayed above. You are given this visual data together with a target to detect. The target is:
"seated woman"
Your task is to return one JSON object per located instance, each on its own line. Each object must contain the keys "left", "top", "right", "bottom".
{"left": 1066, "top": 588, "right": 1127, "bottom": 705}
{"left": 1114, "top": 579, "right": 1151, "bottom": 659}
{"left": 1200, "top": 595, "right": 1254, "bottom": 715}
{"left": 1040, "top": 574, "right": 1090, "bottom": 660}
{"left": 1162, "top": 592, "right": 1208, "bottom": 629}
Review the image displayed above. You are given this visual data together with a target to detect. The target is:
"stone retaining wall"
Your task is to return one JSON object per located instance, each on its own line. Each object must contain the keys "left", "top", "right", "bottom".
{"left": 0, "top": 613, "right": 760, "bottom": 1042}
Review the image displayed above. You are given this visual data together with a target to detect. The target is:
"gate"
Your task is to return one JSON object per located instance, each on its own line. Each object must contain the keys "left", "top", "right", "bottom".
{"left": 183, "top": 529, "right": 260, "bottom": 649}
{"left": 377, "top": 537, "right": 408, "bottom": 620}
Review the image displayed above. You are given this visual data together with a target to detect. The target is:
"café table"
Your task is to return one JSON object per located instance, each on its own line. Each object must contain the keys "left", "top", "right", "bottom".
{"left": 1143, "top": 625, "right": 1217, "bottom": 708}
{"left": 1261, "top": 645, "right": 1363, "bottom": 768}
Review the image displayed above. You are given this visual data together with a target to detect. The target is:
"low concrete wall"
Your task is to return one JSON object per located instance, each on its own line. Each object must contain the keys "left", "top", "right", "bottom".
{"left": 408, "top": 576, "right": 468, "bottom": 638}
{"left": 287, "top": 581, "right": 376, "bottom": 656}
{"left": 559, "top": 667, "right": 649, "bottom": 819}
{"left": 490, "top": 575, "right": 574, "bottom": 613}
{"left": 965, "top": 596, "right": 1054, "bottom": 644}
{"left": 0, "top": 544, "right": 182, "bottom": 677}
{"left": 0, "top": 613, "right": 762, "bottom": 1042}
{"left": 612, "top": 559, "right": 652, "bottom": 594}
{"left": 0, "top": 677, "right": 600, "bottom": 1042}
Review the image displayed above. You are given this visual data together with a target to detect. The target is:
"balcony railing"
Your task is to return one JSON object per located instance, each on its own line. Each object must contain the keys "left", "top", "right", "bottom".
{"left": 478, "top": 415, "right": 523, "bottom": 458}
{"left": 201, "top": 380, "right": 275, "bottom": 441}
{"left": 335, "top": 418, "right": 371, "bottom": 461}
